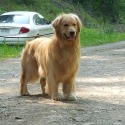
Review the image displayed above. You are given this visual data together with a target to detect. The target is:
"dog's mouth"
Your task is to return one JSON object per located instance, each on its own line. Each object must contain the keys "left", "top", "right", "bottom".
{"left": 64, "top": 33, "right": 75, "bottom": 40}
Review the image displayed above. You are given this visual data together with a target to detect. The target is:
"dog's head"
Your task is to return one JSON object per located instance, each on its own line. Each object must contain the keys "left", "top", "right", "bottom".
{"left": 52, "top": 13, "right": 82, "bottom": 41}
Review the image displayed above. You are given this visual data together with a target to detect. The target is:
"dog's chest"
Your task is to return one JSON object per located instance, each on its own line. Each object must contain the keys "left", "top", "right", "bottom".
{"left": 54, "top": 50, "right": 79, "bottom": 75}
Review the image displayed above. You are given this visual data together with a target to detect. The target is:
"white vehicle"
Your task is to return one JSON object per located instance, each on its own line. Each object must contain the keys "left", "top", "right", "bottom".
{"left": 0, "top": 11, "right": 54, "bottom": 44}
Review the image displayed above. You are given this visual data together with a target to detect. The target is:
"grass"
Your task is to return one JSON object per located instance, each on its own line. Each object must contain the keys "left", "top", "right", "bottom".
{"left": 0, "top": 45, "right": 23, "bottom": 60}
{"left": 0, "top": 28, "right": 125, "bottom": 60}
{"left": 81, "top": 28, "right": 125, "bottom": 47}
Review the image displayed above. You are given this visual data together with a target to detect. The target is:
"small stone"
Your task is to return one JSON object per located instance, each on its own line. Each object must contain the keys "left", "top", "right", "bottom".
{"left": 2, "top": 105, "right": 6, "bottom": 108}
{"left": 82, "top": 122, "right": 95, "bottom": 125}
{"left": 73, "top": 117, "right": 83, "bottom": 122}
{"left": 118, "top": 119, "right": 122, "bottom": 122}
{"left": 51, "top": 110, "right": 56, "bottom": 113}
{"left": 15, "top": 116, "right": 22, "bottom": 120}
{"left": 113, "top": 120, "right": 123, "bottom": 125}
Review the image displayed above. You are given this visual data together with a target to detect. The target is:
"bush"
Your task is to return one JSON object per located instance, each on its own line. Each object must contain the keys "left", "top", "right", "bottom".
{"left": 15, "top": 0, "right": 35, "bottom": 5}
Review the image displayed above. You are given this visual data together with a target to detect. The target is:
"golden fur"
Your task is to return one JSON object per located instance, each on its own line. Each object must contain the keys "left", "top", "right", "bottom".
{"left": 20, "top": 13, "right": 82, "bottom": 101}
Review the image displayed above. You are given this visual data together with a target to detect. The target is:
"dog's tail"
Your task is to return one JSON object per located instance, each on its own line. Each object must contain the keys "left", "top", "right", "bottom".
{"left": 20, "top": 43, "right": 30, "bottom": 71}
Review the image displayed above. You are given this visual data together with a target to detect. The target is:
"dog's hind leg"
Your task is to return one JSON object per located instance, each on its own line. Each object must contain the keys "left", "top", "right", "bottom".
{"left": 20, "top": 52, "right": 39, "bottom": 96}
{"left": 20, "top": 72, "right": 30, "bottom": 96}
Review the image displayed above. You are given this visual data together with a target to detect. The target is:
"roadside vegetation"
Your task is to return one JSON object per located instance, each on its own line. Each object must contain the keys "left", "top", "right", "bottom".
{"left": 0, "top": 45, "right": 22, "bottom": 60}
{"left": 0, "top": 0, "right": 125, "bottom": 59}
{"left": 81, "top": 28, "right": 125, "bottom": 47}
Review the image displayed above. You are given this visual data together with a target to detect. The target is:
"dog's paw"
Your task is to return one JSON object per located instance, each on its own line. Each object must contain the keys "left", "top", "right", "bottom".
{"left": 63, "top": 94, "right": 77, "bottom": 101}
{"left": 42, "top": 93, "right": 49, "bottom": 98}
{"left": 51, "top": 94, "right": 63, "bottom": 101}
{"left": 20, "top": 91, "right": 30, "bottom": 96}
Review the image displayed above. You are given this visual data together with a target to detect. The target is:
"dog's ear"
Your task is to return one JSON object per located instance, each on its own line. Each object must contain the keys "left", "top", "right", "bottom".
{"left": 74, "top": 15, "right": 82, "bottom": 32}
{"left": 52, "top": 14, "right": 63, "bottom": 30}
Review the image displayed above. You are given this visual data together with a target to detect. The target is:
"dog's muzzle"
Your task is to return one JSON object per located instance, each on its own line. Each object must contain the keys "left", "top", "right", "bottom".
{"left": 64, "top": 30, "right": 76, "bottom": 40}
{"left": 69, "top": 31, "right": 75, "bottom": 37}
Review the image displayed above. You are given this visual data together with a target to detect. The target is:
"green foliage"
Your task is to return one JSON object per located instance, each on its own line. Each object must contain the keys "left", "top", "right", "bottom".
{"left": 0, "top": 45, "right": 22, "bottom": 60}
{"left": 92, "top": 0, "right": 125, "bottom": 23}
{"left": 81, "top": 28, "right": 125, "bottom": 47}
{"left": 71, "top": 0, "right": 125, "bottom": 24}
{"left": 14, "top": 0, "right": 35, "bottom": 5}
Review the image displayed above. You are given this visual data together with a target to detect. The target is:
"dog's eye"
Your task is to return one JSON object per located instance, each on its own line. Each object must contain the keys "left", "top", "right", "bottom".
{"left": 64, "top": 24, "right": 69, "bottom": 27}
{"left": 73, "top": 23, "right": 76, "bottom": 26}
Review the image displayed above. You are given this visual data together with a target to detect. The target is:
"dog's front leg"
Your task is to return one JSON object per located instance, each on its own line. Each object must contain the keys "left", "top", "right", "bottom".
{"left": 40, "top": 77, "right": 46, "bottom": 95}
{"left": 46, "top": 75, "right": 60, "bottom": 101}
{"left": 63, "top": 79, "right": 77, "bottom": 101}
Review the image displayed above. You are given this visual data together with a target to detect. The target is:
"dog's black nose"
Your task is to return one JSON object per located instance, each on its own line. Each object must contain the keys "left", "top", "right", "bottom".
{"left": 70, "top": 31, "right": 75, "bottom": 37}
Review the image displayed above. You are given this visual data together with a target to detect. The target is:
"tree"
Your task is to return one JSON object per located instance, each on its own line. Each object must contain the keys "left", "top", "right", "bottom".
{"left": 71, "top": 0, "right": 125, "bottom": 24}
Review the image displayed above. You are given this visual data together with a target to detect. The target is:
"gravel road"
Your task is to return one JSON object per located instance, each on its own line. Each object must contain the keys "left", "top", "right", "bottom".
{"left": 0, "top": 41, "right": 125, "bottom": 125}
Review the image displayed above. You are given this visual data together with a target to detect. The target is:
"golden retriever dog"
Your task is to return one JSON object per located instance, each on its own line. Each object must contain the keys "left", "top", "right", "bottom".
{"left": 20, "top": 13, "right": 82, "bottom": 101}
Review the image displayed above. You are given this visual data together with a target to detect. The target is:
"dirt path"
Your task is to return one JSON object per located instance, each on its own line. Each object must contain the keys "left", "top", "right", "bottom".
{"left": 0, "top": 41, "right": 125, "bottom": 125}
